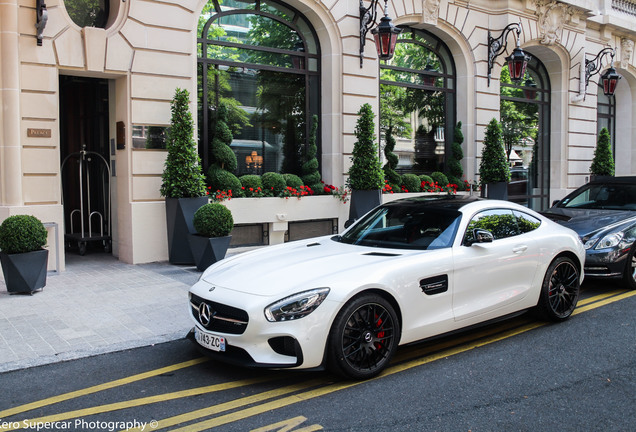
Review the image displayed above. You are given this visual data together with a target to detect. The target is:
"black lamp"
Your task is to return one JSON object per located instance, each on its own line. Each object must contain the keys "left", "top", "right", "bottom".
{"left": 585, "top": 47, "right": 622, "bottom": 97}
{"left": 488, "top": 22, "right": 529, "bottom": 85}
{"left": 360, "top": 0, "right": 402, "bottom": 67}
{"left": 523, "top": 78, "right": 537, "bottom": 100}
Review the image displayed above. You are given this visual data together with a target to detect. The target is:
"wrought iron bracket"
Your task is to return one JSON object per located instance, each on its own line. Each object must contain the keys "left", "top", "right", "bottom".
{"left": 487, "top": 22, "right": 522, "bottom": 86}
{"left": 359, "top": 0, "right": 381, "bottom": 67}
{"left": 35, "top": 0, "right": 48, "bottom": 46}
{"left": 584, "top": 47, "right": 615, "bottom": 89}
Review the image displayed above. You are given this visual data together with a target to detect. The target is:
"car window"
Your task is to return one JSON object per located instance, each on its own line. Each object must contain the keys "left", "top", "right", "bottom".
{"left": 338, "top": 205, "right": 462, "bottom": 250}
{"left": 559, "top": 184, "right": 636, "bottom": 210}
{"left": 464, "top": 209, "right": 519, "bottom": 243}
{"left": 514, "top": 210, "right": 541, "bottom": 233}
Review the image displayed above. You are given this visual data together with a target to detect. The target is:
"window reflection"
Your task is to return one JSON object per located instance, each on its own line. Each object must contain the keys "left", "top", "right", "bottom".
{"left": 132, "top": 125, "right": 168, "bottom": 150}
{"left": 379, "top": 29, "right": 455, "bottom": 176}
{"left": 197, "top": 0, "right": 320, "bottom": 176}
{"left": 64, "top": 0, "right": 108, "bottom": 28}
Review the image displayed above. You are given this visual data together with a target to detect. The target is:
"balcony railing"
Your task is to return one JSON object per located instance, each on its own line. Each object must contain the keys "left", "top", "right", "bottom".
{"left": 612, "top": 0, "right": 636, "bottom": 16}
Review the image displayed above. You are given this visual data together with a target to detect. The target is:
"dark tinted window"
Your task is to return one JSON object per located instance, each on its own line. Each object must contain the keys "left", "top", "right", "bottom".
{"left": 558, "top": 183, "right": 636, "bottom": 210}
{"left": 338, "top": 204, "right": 461, "bottom": 250}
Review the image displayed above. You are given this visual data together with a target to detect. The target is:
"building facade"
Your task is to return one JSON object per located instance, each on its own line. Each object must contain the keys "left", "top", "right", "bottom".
{"left": 1, "top": 0, "right": 635, "bottom": 269}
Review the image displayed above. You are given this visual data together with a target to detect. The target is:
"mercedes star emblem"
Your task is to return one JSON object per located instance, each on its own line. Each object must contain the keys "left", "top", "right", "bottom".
{"left": 198, "top": 302, "right": 213, "bottom": 326}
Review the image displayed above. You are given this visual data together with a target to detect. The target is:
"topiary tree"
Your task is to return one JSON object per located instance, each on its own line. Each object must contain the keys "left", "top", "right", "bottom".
{"left": 348, "top": 103, "right": 384, "bottom": 190}
{"left": 283, "top": 173, "right": 304, "bottom": 190}
{"left": 383, "top": 125, "right": 402, "bottom": 190}
{"left": 262, "top": 172, "right": 287, "bottom": 196}
{"left": 448, "top": 121, "right": 465, "bottom": 190}
{"left": 193, "top": 203, "right": 234, "bottom": 238}
{"left": 207, "top": 103, "right": 241, "bottom": 192}
{"left": 302, "top": 115, "right": 323, "bottom": 193}
{"left": 0, "top": 215, "right": 47, "bottom": 254}
{"left": 430, "top": 171, "right": 449, "bottom": 186}
{"left": 239, "top": 174, "right": 263, "bottom": 197}
{"left": 479, "top": 118, "right": 510, "bottom": 185}
{"left": 590, "top": 127, "right": 614, "bottom": 177}
{"left": 207, "top": 167, "right": 243, "bottom": 196}
{"left": 401, "top": 174, "right": 421, "bottom": 193}
{"left": 160, "top": 88, "right": 207, "bottom": 198}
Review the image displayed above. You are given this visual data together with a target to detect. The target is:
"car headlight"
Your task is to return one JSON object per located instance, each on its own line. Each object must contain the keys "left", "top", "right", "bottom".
{"left": 593, "top": 232, "right": 623, "bottom": 250}
{"left": 264, "top": 288, "right": 330, "bottom": 322}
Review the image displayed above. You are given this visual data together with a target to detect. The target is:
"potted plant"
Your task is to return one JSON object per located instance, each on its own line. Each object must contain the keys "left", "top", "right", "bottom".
{"left": 348, "top": 103, "right": 385, "bottom": 220}
{"left": 479, "top": 118, "right": 510, "bottom": 199}
{"left": 189, "top": 203, "right": 234, "bottom": 271}
{"left": 0, "top": 215, "right": 48, "bottom": 294}
{"left": 160, "top": 88, "right": 208, "bottom": 264}
{"left": 590, "top": 127, "right": 614, "bottom": 178}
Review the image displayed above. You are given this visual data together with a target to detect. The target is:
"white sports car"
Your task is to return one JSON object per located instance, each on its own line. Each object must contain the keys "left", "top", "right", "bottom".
{"left": 188, "top": 196, "right": 585, "bottom": 379}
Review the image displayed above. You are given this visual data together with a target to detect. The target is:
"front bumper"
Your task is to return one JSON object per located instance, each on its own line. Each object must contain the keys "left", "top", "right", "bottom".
{"left": 584, "top": 246, "right": 630, "bottom": 278}
{"left": 188, "top": 280, "right": 340, "bottom": 370}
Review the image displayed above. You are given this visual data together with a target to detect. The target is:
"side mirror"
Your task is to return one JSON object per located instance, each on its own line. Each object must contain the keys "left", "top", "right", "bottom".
{"left": 469, "top": 229, "right": 494, "bottom": 245}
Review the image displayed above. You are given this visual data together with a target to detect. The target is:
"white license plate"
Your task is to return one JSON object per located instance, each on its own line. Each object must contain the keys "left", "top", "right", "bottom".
{"left": 194, "top": 327, "right": 226, "bottom": 352}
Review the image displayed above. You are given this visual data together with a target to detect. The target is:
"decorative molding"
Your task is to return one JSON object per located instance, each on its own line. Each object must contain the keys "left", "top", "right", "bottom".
{"left": 422, "top": 0, "right": 440, "bottom": 25}
{"left": 534, "top": 0, "right": 574, "bottom": 45}
{"left": 621, "top": 38, "right": 634, "bottom": 68}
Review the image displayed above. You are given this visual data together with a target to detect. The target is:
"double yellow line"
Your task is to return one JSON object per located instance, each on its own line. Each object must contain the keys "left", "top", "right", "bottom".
{"left": 2, "top": 289, "right": 634, "bottom": 431}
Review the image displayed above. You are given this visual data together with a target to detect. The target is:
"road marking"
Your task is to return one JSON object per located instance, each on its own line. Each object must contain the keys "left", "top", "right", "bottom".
{"left": 146, "top": 289, "right": 636, "bottom": 431}
{"left": 2, "top": 289, "right": 633, "bottom": 432}
{"left": 0, "top": 376, "right": 278, "bottom": 431}
{"left": 0, "top": 358, "right": 207, "bottom": 419}
{"left": 125, "top": 379, "right": 326, "bottom": 432}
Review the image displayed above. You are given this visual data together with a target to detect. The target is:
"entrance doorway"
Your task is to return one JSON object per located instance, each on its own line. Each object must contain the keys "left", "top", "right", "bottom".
{"left": 59, "top": 75, "right": 112, "bottom": 255}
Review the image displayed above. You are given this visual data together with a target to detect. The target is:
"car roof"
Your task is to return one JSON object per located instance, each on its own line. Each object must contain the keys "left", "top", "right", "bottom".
{"left": 384, "top": 195, "right": 482, "bottom": 211}
{"left": 588, "top": 176, "right": 636, "bottom": 185}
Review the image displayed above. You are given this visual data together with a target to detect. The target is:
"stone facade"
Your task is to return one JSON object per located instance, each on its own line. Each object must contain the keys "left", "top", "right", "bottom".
{"left": 1, "top": 0, "right": 635, "bottom": 267}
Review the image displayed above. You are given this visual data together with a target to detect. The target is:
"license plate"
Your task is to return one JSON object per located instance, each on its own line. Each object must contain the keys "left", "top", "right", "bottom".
{"left": 194, "top": 327, "right": 226, "bottom": 352}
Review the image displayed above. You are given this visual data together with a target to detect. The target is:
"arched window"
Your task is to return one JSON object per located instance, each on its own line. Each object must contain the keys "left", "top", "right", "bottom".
{"left": 500, "top": 55, "right": 550, "bottom": 210}
{"left": 379, "top": 28, "right": 455, "bottom": 178}
{"left": 64, "top": 0, "right": 109, "bottom": 28}
{"left": 597, "top": 86, "right": 616, "bottom": 158}
{"left": 197, "top": 0, "right": 320, "bottom": 176}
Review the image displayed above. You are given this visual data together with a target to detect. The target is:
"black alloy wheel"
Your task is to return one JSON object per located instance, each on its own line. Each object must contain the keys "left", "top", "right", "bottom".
{"left": 327, "top": 294, "right": 399, "bottom": 380}
{"left": 622, "top": 246, "right": 636, "bottom": 290}
{"left": 537, "top": 256, "right": 580, "bottom": 321}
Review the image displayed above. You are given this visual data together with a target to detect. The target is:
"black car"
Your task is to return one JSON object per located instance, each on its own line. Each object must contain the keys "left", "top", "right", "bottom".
{"left": 543, "top": 176, "right": 636, "bottom": 289}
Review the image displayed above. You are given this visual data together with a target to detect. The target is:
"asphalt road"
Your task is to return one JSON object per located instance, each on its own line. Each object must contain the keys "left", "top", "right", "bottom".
{"left": 1, "top": 282, "right": 634, "bottom": 432}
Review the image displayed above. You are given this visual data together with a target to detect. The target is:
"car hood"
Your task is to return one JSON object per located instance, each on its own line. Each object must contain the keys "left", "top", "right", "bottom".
{"left": 199, "top": 236, "right": 410, "bottom": 297}
{"left": 543, "top": 208, "right": 636, "bottom": 237}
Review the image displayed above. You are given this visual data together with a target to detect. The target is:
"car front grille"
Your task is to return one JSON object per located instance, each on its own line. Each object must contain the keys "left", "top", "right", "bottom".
{"left": 190, "top": 293, "right": 249, "bottom": 335}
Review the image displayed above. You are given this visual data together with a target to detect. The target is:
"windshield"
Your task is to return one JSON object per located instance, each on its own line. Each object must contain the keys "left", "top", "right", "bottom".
{"left": 337, "top": 204, "right": 462, "bottom": 250}
{"left": 558, "top": 183, "right": 636, "bottom": 211}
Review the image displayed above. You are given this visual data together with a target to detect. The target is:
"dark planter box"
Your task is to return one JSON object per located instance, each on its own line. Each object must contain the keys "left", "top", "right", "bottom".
{"left": 348, "top": 189, "right": 382, "bottom": 222}
{"left": 486, "top": 182, "right": 508, "bottom": 200}
{"left": 0, "top": 249, "right": 48, "bottom": 294}
{"left": 188, "top": 235, "right": 232, "bottom": 271}
{"left": 165, "top": 196, "right": 208, "bottom": 265}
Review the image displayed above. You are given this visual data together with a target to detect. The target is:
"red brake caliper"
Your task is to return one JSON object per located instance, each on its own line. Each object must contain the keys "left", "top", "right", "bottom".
{"left": 375, "top": 314, "right": 384, "bottom": 350}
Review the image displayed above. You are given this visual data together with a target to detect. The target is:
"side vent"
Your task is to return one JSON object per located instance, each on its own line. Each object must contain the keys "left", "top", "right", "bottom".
{"left": 420, "top": 275, "right": 448, "bottom": 295}
{"left": 306, "top": 242, "right": 321, "bottom": 247}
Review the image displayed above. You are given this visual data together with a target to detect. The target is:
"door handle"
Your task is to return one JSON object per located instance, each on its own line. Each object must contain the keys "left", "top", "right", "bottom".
{"left": 512, "top": 245, "right": 528, "bottom": 254}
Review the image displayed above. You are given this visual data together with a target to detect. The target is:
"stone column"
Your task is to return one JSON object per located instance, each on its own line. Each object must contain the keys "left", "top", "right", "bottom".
{"left": 0, "top": 0, "right": 23, "bottom": 206}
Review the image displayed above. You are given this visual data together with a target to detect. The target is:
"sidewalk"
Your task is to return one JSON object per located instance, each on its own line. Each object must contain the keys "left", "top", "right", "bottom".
{"left": 0, "top": 248, "right": 255, "bottom": 373}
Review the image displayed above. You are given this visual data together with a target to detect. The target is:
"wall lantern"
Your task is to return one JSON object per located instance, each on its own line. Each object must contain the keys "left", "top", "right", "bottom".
{"left": 523, "top": 78, "right": 537, "bottom": 100}
{"left": 487, "top": 22, "right": 529, "bottom": 86}
{"left": 359, "top": 0, "right": 402, "bottom": 67}
{"left": 422, "top": 64, "right": 437, "bottom": 87}
{"left": 291, "top": 40, "right": 305, "bottom": 70}
{"left": 35, "top": 0, "right": 48, "bottom": 46}
{"left": 585, "top": 47, "right": 622, "bottom": 97}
